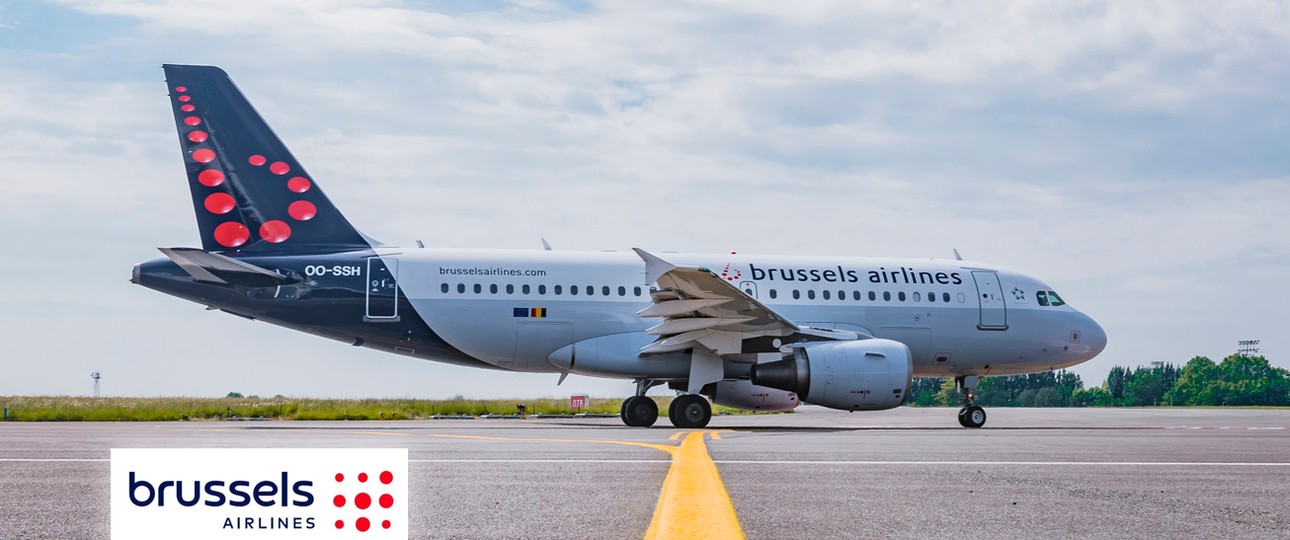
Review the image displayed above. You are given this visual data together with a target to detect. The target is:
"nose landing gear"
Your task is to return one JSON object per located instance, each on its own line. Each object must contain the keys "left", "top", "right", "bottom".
{"left": 956, "top": 375, "right": 987, "bottom": 428}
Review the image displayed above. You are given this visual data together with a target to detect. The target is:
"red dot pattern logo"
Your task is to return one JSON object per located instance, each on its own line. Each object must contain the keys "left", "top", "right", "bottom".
{"left": 720, "top": 263, "right": 743, "bottom": 282}
{"left": 259, "top": 220, "right": 291, "bottom": 243}
{"left": 197, "top": 169, "right": 225, "bottom": 187}
{"left": 204, "top": 192, "right": 235, "bottom": 214}
{"left": 287, "top": 176, "right": 311, "bottom": 193}
{"left": 333, "top": 470, "right": 396, "bottom": 532}
{"left": 173, "top": 80, "right": 319, "bottom": 249}
{"left": 288, "top": 200, "right": 316, "bottom": 221}
{"left": 213, "top": 222, "right": 249, "bottom": 248}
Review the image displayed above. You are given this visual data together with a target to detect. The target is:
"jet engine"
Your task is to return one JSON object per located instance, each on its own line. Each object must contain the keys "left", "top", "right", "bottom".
{"left": 749, "top": 339, "right": 912, "bottom": 411}
{"left": 705, "top": 380, "right": 800, "bottom": 411}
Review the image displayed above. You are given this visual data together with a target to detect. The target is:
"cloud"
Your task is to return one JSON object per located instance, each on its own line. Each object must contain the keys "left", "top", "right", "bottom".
{"left": 1, "top": 0, "right": 1288, "bottom": 397}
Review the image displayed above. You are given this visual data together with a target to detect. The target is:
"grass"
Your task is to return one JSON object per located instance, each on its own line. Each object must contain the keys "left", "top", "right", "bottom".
{"left": 0, "top": 396, "right": 775, "bottom": 421}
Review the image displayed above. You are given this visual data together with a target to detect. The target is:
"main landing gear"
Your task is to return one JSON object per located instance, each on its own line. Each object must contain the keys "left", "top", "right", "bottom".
{"left": 956, "top": 375, "right": 986, "bottom": 428}
{"left": 619, "top": 379, "right": 713, "bottom": 428}
{"left": 668, "top": 394, "right": 712, "bottom": 428}
{"left": 621, "top": 379, "right": 661, "bottom": 427}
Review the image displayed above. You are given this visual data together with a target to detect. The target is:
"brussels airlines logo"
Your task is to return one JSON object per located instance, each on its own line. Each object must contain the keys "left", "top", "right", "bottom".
{"left": 719, "top": 263, "right": 742, "bottom": 282}
{"left": 732, "top": 263, "right": 964, "bottom": 285}
{"left": 112, "top": 448, "right": 408, "bottom": 539}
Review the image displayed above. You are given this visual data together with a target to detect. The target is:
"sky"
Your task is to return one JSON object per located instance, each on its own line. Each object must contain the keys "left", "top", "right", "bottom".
{"left": 1, "top": 0, "right": 1288, "bottom": 399}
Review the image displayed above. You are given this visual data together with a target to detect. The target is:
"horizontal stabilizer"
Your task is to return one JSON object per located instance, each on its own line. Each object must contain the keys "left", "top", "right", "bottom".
{"left": 159, "top": 247, "right": 298, "bottom": 287}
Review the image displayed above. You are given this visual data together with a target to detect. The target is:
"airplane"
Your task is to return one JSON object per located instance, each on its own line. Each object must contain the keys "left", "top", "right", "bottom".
{"left": 133, "top": 65, "right": 1108, "bottom": 429}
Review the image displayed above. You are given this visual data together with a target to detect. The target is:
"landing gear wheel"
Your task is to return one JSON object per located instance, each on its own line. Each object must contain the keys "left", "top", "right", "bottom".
{"left": 620, "top": 396, "right": 658, "bottom": 427}
{"left": 959, "top": 405, "right": 986, "bottom": 428}
{"left": 668, "top": 394, "right": 712, "bottom": 428}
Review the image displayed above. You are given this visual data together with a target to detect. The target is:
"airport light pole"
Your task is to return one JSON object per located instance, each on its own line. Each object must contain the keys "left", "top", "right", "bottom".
{"left": 91, "top": 371, "right": 102, "bottom": 398}
{"left": 1237, "top": 340, "right": 1261, "bottom": 356}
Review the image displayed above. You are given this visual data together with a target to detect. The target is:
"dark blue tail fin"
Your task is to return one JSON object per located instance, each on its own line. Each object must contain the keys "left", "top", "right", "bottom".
{"left": 163, "top": 64, "right": 372, "bottom": 253}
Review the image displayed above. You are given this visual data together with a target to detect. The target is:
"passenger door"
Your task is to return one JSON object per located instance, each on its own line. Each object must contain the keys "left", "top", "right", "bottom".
{"left": 971, "top": 270, "right": 1007, "bottom": 330}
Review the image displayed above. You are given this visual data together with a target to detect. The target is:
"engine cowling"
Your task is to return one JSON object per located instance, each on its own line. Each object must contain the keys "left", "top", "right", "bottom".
{"left": 706, "top": 380, "right": 800, "bottom": 412}
{"left": 750, "top": 339, "right": 912, "bottom": 411}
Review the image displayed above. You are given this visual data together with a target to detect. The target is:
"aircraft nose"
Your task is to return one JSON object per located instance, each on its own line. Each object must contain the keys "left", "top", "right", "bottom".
{"left": 1083, "top": 314, "right": 1107, "bottom": 359}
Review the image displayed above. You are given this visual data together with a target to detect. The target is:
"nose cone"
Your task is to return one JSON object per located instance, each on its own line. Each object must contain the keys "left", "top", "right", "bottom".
{"left": 1083, "top": 313, "right": 1108, "bottom": 360}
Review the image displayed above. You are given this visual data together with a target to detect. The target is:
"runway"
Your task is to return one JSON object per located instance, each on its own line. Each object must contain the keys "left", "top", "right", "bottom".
{"left": 2, "top": 407, "right": 1288, "bottom": 539}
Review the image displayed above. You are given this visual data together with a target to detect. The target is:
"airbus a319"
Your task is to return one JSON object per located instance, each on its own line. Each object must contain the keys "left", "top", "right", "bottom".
{"left": 133, "top": 65, "right": 1107, "bottom": 429}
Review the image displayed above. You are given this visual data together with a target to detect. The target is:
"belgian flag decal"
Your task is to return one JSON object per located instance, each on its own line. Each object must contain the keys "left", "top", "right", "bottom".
{"left": 513, "top": 307, "right": 547, "bottom": 318}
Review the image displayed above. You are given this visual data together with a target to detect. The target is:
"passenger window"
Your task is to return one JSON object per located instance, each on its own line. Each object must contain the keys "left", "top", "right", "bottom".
{"left": 633, "top": 286, "right": 642, "bottom": 297}
{"left": 489, "top": 284, "right": 498, "bottom": 294}
{"left": 822, "top": 290, "right": 831, "bottom": 300}
{"left": 913, "top": 292, "right": 921, "bottom": 302}
{"left": 869, "top": 291, "right": 877, "bottom": 301}
{"left": 898, "top": 291, "right": 906, "bottom": 301}
{"left": 956, "top": 293, "right": 965, "bottom": 303}
{"left": 523, "top": 284, "right": 531, "bottom": 294}
{"left": 769, "top": 289, "right": 778, "bottom": 299}
{"left": 554, "top": 285, "right": 562, "bottom": 295}
{"left": 927, "top": 291, "right": 936, "bottom": 302}
{"left": 473, "top": 284, "right": 482, "bottom": 294}
{"left": 807, "top": 290, "right": 816, "bottom": 300}
{"left": 837, "top": 290, "right": 845, "bottom": 301}
{"left": 587, "top": 285, "right": 595, "bottom": 296}
{"left": 853, "top": 291, "right": 861, "bottom": 301}
{"left": 457, "top": 283, "right": 465, "bottom": 293}
{"left": 1037, "top": 291, "right": 1050, "bottom": 306}
{"left": 570, "top": 285, "right": 578, "bottom": 296}
{"left": 618, "top": 286, "right": 626, "bottom": 296}
{"left": 538, "top": 284, "right": 547, "bottom": 295}
{"left": 440, "top": 283, "right": 449, "bottom": 294}
{"left": 792, "top": 290, "right": 801, "bottom": 300}
{"left": 506, "top": 284, "right": 514, "bottom": 294}
{"left": 1048, "top": 291, "right": 1065, "bottom": 307}
{"left": 883, "top": 291, "right": 891, "bottom": 301}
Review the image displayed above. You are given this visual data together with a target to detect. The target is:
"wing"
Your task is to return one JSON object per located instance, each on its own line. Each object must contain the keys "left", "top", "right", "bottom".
{"left": 633, "top": 249, "right": 858, "bottom": 356}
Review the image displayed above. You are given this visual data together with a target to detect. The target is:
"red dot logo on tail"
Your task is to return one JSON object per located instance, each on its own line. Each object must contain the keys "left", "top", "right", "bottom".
{"left": 213, "top": 222, "right": 249, "bottom": 248}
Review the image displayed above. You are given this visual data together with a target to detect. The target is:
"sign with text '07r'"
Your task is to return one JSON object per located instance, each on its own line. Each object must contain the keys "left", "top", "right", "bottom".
{"left": 111, "top": 448, "right": 408, "bottom": 539}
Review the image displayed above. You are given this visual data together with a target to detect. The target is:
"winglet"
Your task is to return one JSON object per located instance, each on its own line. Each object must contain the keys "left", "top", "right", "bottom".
{"left": 953, "top": 248, "right": 963, "bottom": 261}
{"left": 632, "top": 248, "right": 675, "bottom": 284}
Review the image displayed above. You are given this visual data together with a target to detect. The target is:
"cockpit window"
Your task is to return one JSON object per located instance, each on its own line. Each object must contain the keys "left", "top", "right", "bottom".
{"left": 1037, "top": 291, "right": 1049, "bottom": 307}
{"left": 1047, "top": 291, "right": 1065, "bottom": 306}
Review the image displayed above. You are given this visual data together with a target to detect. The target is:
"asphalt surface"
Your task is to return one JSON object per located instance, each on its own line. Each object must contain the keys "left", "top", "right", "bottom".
{"left": 1, "top": 407, "right": 1288, "bottom": 539}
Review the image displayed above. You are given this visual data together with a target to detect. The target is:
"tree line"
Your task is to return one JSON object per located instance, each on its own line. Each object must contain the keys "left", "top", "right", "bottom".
{"left": 905, "top": 354, "right": 1289, "bottom": 407}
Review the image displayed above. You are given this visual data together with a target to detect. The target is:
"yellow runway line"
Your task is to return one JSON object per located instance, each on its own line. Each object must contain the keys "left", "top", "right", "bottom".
{"left": 644, "top": 431, "right": 745, "bottom": 540}
{"left": 669, "top": 431, "right": 685, "bottom": 440}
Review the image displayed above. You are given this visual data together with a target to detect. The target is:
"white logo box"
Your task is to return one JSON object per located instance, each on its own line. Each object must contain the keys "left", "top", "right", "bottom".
{"left": 111, "top": 448, "right": 408, "bottom": 539}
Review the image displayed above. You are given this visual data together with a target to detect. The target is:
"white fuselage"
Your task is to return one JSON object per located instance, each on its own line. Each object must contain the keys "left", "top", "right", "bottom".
{"left": 378, "top": 248, "right": 1106, "bottom": 379}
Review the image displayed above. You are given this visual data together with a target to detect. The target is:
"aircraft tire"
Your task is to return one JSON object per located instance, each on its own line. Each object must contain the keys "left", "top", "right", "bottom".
{"left": 962, "top": 405, "right": 986, "bottom": 428}
{"left": 668, "top": 394, "right": 712, "bottom": 428}
{"left": 621, "top": 396, "right": 658, "bottom": 427}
